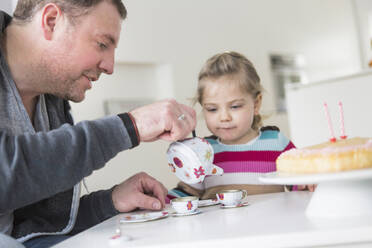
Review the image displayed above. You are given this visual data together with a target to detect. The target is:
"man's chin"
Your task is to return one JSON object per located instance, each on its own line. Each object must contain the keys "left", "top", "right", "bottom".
{"left": 65, "top": 93, "right": 86, "bottom": 103}
{"left": 50, "top": 89, "right": 86, "bottom": 102}
{"left": 69, "top": 96, "right": 85, "bottom": 103}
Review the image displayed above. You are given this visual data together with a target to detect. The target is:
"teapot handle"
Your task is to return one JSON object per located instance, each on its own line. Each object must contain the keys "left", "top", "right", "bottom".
{"left": 241, "top": 189, "right": 248, "bottom": 199}
{"left": 211, "top": 164, "right": 224, "bottom": 176}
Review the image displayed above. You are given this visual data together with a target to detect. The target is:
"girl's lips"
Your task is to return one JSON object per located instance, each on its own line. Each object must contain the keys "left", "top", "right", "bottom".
{"left": 218, "top": 127, "right": 235, "bottom": 130}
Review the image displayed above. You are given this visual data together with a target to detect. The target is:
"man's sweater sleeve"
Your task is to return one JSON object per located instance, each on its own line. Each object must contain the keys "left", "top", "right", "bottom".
{"left": 0, "top": 115, "right": 134, "bottom": 213}
{"left": 69, "top": 187, "right": 119, "bottom": 235}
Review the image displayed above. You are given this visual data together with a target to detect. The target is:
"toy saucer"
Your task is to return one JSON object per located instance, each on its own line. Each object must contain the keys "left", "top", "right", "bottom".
{"left": 120, "top": 211, "right": 169, "bottom": 223}
{"left": 171, "top": 208, "right": 202, "bottom": 217}
{"left": 198, "top": 199, "right": 220, "bottom": 207}
{"left": 220, "top": 201, "right": 250, "bottom": 209}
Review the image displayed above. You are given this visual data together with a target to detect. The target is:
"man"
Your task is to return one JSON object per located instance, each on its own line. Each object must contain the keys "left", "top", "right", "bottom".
{"left": 0, "top": 0, "right": 196, "bottom": 247}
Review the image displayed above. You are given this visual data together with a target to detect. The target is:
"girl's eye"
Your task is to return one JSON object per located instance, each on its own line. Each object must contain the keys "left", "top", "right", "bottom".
{"left": 206, "top": 108, "right": 217, "bottom": 112}
{"left": 231, "top": 105, "right": 242, "bottom": 109}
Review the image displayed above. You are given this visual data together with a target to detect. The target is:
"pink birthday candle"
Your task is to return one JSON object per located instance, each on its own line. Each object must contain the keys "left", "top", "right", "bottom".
{"left": 338, "top": 101, "right": 347, "bottom": 139}
{"left": 323, "top": 102, "right": 336, "bottom": 142}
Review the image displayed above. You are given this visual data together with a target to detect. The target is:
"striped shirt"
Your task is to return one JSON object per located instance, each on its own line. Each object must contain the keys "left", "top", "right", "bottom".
{"left": 197, "top": 129, "right": 295, "bottom": 189}
{"left": 168, "top": 128, "right": 295, "bottom": 200}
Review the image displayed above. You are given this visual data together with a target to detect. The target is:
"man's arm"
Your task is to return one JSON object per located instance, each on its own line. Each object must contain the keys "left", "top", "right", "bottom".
{"left": 0, "top": 99, "right": 195, "bottom": 214}
{"left": 0, "top": 116, "right": 133, "bottom": 212}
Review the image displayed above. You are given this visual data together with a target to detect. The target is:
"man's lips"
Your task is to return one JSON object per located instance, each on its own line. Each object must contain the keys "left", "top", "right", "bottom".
{"left": 82, "top": 75, "right": 94, "bottom": 89}
{"left": 84, "top": 74, "right": 98, "bottom": 82}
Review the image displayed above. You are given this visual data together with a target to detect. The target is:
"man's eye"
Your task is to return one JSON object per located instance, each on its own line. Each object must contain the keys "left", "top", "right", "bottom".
{"left": 98, "top": 42, "right": 108, "bottom": 50}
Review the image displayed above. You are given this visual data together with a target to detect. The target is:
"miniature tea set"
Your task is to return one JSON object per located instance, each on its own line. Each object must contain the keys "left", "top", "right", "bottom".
{"left": 111, "top": 135, "right": 250, "bottom": 245}
{"left": 120, "top": 136, "right": 249, "bottom": 224}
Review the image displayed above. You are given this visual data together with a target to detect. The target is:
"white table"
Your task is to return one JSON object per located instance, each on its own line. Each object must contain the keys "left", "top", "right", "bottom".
{"left": 53, "top": 192, "right": 372, "bottom": 248}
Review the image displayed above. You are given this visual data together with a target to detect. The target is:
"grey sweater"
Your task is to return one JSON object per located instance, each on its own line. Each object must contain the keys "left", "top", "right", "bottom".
{"left": 0, "top": 11, "right": 137, "bottom": 242}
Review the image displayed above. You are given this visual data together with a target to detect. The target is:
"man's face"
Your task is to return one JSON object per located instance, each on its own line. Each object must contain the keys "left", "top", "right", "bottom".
{"left": 42, "top": 1, "right": 122, "bottom": 102}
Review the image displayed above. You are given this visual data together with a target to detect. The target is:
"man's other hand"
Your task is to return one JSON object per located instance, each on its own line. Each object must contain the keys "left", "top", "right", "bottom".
{"left": 111, "top": 172, "right": 168, "bottom": 212}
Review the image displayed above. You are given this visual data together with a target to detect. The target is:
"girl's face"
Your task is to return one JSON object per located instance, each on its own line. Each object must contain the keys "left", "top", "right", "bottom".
{"left": 201, "top": 77, "right": 262, "bottom": 145}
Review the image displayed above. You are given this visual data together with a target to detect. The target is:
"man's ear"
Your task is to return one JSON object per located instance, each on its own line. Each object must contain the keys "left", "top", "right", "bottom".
{"left": 254, "top": 93, "right": 262, "bottom": 115}
{"left": 41, "top": 3, "right": 62, "bottom": 40}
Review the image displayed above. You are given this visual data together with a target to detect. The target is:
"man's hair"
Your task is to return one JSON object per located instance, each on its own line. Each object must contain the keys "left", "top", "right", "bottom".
{"left": 13, "top": 0, "right": 127, "bottom": 24}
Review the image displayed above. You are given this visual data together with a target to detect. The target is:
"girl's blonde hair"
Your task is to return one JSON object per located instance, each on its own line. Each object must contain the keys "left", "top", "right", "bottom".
{"left": 197, "top": 51, "right": 263, "bottom": 130}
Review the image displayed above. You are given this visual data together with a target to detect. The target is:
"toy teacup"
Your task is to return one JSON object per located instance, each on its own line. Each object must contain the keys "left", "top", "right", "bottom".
{"left": 216, "top": 189, "right": 247, "bottom": 206}
{"left": 171, "top": 196, "right": 199, "bottom": 214}
{"left": 166, "top": 137, "right": 223, "bottom": 184}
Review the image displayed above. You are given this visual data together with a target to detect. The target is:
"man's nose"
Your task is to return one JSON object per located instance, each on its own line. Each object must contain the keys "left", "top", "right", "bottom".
{"left": 99, "top": 52, "right": 115, "bottom": 75}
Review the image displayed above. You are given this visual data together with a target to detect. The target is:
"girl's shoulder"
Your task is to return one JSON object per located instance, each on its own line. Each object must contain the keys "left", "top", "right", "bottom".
{"left": 258, "top": 126, "right": 292, "bottom": 148}
{"left": 260, "top": 126, "right": 280, "bottom": 132}
{"left": 259, "top": 126, "right": 281, "bottom": 140}
{"left": 204, "top": 134, "right": 218, "bottom": 140}
{"left": 204, "top": 135, "right": 218, "bottom": 145}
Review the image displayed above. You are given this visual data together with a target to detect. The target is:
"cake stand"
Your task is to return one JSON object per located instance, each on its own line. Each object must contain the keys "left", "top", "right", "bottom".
{"left": 259, "top": 168, "right": 372, "bottom": 218}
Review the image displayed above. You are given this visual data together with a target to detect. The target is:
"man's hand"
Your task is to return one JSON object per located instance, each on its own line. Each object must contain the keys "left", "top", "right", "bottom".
{"left": 111, "top": 172, "right": 168, "bottom": 212}
{"left": 130, "top": 99, "right": 196, "bottom": 142}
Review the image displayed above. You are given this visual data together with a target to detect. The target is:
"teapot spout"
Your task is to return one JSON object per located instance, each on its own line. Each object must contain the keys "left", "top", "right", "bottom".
{"left": 210, "top": 164, "right": 224, "bottom": 176}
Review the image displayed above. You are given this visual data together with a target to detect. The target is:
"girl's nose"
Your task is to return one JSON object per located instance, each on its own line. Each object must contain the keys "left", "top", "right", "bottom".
{"left": 219, "top": 109, "right": 232, "bottom": 121}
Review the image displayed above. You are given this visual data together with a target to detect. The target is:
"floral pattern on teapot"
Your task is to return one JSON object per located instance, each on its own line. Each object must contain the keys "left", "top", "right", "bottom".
{"left": 166, "top": 137, "right": 224, "bottom": 184}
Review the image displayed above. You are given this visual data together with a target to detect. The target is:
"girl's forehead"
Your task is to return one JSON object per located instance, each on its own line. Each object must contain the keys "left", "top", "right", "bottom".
{"left": 202, "top": 80, "right": 252, "bottom": 104}
{"left": 203, "top": 78, "right": 245, "bottom": 96}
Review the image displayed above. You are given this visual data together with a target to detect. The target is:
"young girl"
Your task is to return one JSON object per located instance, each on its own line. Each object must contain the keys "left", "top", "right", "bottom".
{"left": 168, "top": 51, "right": 313, "bottom": 200}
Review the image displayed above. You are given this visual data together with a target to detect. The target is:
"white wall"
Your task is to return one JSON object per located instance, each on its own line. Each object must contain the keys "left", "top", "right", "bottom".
{"left": 0, "top": 0, "right": 17, "bottom": 14}
{"left": 12, "top": 0, "right": 17, "bottom": 13}
{"left": 70, "top": 0, "right": 363, "bottom": 193}
{"left": 353, "top": 0, "right": 372, "bottom": 68}
{"left": 285, "top": 70, "right": 372, "bottom": 148}
{"left": 0, "top": 0, "right": 13, "bottom": 15}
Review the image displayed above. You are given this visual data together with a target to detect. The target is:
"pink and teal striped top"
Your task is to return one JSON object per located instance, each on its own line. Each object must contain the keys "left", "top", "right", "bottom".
{"left": 167, "top": 128, "right": 295, "bottom": 200}
{"left": 191, "top": 129, "right": 295, "bottom": 190}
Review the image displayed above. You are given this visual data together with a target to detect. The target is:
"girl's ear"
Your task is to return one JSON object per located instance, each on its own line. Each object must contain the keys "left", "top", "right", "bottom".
{"left": 41, "top": 3, "right": 62, "bottom": 40}
{"left": 254, "top": 93, "right": 262, "bottom": 115}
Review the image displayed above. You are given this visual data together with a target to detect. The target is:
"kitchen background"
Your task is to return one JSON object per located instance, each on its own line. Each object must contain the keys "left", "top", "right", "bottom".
{"left": 1, "top": 0, "right": 372, "bottom": 193}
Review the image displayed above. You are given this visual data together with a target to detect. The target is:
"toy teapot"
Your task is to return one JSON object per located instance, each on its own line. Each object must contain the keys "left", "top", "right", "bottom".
{"left": 166, "top": 137, "right": 224, "bottom": 184}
